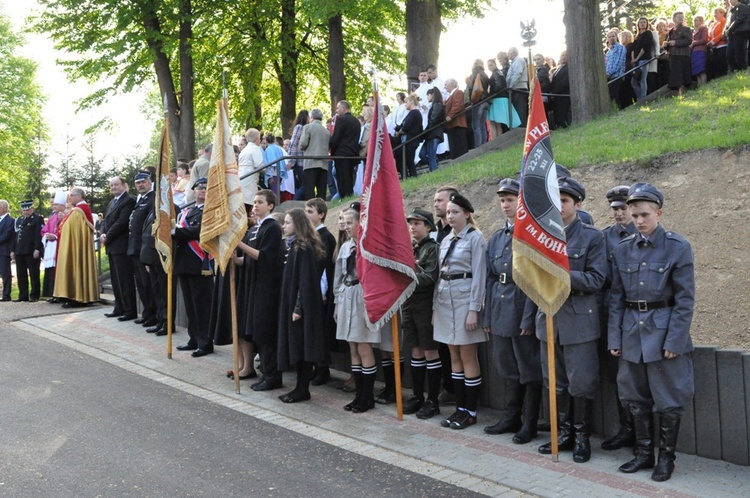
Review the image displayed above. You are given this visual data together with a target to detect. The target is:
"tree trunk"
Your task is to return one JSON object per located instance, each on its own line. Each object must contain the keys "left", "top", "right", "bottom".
{"left": 563, "top": 0, "right": 610, "bottom": 124}
{"left": 327, "top": 13, "right": 345, "bottom": 117}
{"left": 276, "top": 0, "right": 298, "bottom": 138}
{"left": 178, "top": 0, "right": 196, "bottom": 160}
{"left": 405, "top": 0, "right": 441, "bottom": 88}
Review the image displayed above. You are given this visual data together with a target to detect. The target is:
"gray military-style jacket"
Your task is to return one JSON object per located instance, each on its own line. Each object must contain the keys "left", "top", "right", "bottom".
{"left": 536, "top": 217, "right": 607, "bottom": 345}
{"left": 608, "top": 224, "right": 695, "bottom": 363}
{"left": 482, "top": 223, "right": 536, "bottom": 336}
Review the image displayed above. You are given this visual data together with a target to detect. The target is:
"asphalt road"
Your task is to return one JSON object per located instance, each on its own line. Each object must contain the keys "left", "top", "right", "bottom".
{"left": 0, "top": 323, "right": 485, "bottom": 497}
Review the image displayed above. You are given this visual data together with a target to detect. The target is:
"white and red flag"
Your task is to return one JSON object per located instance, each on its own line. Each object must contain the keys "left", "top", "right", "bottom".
{"left": 357, "top": 92, "right": 417, "bottom": 330}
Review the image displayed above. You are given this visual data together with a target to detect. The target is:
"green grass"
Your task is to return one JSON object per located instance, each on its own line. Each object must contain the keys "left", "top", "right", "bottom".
{"left": 398, "top": 72, "right": 750, "bottom": 192}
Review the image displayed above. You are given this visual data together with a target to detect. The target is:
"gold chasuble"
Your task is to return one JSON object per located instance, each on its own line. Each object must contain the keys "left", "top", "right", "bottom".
{"left": 54, "top": 207, "right": 100, "bottom": 303}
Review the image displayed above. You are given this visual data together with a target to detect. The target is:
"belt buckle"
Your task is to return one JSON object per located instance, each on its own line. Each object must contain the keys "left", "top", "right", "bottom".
{"left": 637, "top": 300, "right": 648, "bottom": 312}
{"left": 499, "top": 273, "right": 507, "bottom": 284}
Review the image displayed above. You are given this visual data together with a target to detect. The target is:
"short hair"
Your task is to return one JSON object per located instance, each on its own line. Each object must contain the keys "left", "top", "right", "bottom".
{"left": 444, "top": 78, "right": 458, "bottom": 88}
{"left": 305, "top": 198, "right": 328, "bottom": 221}
{"left": 178, "top": 163, "right": 189, "bottom": 173}
{"left": 170, "top": 167, "right": 177, "bottom": 174}
{"left": 425, "top": 63, "right": 437, "bottom": 72}
{"left": 109, "top": 176, "right": 126, "bottom": 185}
{"left": 405, "top": 94, "right": 419, "bottom": 107}
{"left": 71, "top": 187, "right": 86, "bottom": 199}
{"left": 383, "top": 105, "right": 391, "bottom": 114}
{"left": 310, "top": 108, "right": 323, "bottom": 120}
{"left": 265, "top": 133, "right": 276, "bottom": 144}
{"left": 245, "top": 128, "right": 260, "bottom": 143}
{"left": 204, "top": 143, "right": 213, "bottom": 154}
{"left": 672, "top": 11, "right": 684, "bottom": 21}
{"left": 0, "top": 200, "right": 8, "bottom": 210}
{"left": 255, "top": 189, "right": 277, "bottom": 210}
{"left": 436, "top": 185, "right": 459, "bottom": 197}
{"left": 338, "top": 100, "right": 351, "bottom": 111}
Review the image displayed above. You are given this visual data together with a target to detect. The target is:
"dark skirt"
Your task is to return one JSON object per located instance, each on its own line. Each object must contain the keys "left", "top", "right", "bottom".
{"left": 669, "top": 55, "right": 692, "bottom": 88}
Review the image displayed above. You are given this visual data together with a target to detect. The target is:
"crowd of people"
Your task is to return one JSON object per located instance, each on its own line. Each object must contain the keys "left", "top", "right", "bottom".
{"left": 0, "top": 158, "right": 695, "bottom": 483}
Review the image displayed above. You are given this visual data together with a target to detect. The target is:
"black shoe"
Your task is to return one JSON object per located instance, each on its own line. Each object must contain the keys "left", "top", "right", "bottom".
{"left": 375, "top": 388, "right": 396, "bottom": 405}
{"left": 146, "top": 324, "right": 163, "bottom": 333}
{"left": 352, "top": 398, "right": 375, "bottom": 413}
{"left": 227, "top": 370, "right": 257, "bottom": 380}
{"left": 176, "top": 343, "right": 197, "bottom": 351}
{"left": 440, "top": 409, "right": 462, "bottom": 428}
{"left": 279, "top": 391, "right": 311, "bottom": 403}
{"left": 134, "top": 317, "right": 148, "bottom": 324}
{"left": 251, "top": 377, "right": 283, "bottom": 391}
{"left": 117, "top": 314, "right": 137, "bottom": 322}
{"left": 13, "top": 298, "right": 29, "bottom": 302}
{"left": 0, "top": 297, "right": 12, "bottom": 302}
{"left": 191, "top": 348, "right": 213, "bottom": 358}
{"left": 141, "top": 319, "right": 159, "bottom": 328}
{"left": 311, "top": 367, "right": 331, "bottom": 386}
{"left": 484, "top": 417, "right": 522, "bottom": 435}
{"left": 29, "top": 298, "right": 38, "bottom": 302}
{"left": 104, "top": 311, "right": 122, "bottom": 318}
{"left": 416, "top": 399, "right": 440, "bottom": 419}
{"left": 46, "top": 298, "right": 59, "bottom": 304}
{"left": 573, "top": 432, "right": 591, "bottom": 463}
{"left": 154, "top": 328, "right": 167, "bottom": 337}
{"left": 344, "top": 397, "right": 359, "bottom": 411}
{"left": 402, "top": 396, "right": 424, "bottom": 415}
{"left": 538, "top": 434, "right": 575, "bottom": 454}
{"left": 601, "top": 426, "right": 635, "bottom": 450}
{"left": 619, "top": 450, "right": 655, "bottom": 473}
{"left": 450, "top": 410, "right": 477, "bottom": 430}
{"left": 651, "top": 455, "right": 675, "bottom": 482}
{"left": 437, "top": 389, "right": 456, "bottom": 406}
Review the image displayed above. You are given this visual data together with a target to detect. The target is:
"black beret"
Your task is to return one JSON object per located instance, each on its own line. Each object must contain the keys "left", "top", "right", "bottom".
{"left": 449, "top": 193, "right": 474, "bottom": 213}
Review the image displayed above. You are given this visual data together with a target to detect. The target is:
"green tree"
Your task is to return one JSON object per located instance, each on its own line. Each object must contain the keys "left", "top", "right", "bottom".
{"left": 0, "top": 12, "right": 46, "bottom": 211}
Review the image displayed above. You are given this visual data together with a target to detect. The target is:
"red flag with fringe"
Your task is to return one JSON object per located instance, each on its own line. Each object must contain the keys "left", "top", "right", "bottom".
{"left": 357, "top": 93, "right": 417, "bottom": 330}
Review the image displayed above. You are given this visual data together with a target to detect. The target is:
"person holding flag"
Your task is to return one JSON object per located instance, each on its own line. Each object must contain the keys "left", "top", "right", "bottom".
{"left": 535, "top": 177, "right": 606, "bottom": 463}
{"left": 433, "top": 193, "right": 488, "bottom": 430}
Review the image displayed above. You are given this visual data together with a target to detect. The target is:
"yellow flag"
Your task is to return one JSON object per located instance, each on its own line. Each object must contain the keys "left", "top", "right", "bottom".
{"left": 153, "top": 118, "right": 175, "bottom": 274}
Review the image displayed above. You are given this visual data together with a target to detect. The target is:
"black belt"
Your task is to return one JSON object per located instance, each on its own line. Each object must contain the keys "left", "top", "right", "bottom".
{"left": 569, "top": 290, "right": 592, "bottom": 297}
{"left": 344, "top": 279, "right": 360, "bottom": 286}
{"left": 625, "top": 299, "right": 675, "bottom": 311}
{"left": 498, "top": 273, "right": 513, "bottom": 284}
{"left": 440, "top": 272, "right": 473, "bottom": 281}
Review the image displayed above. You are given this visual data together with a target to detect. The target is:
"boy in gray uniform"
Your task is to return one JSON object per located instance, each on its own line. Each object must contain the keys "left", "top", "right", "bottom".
{"left": 537, "top": 177, "right": 607, "bottom": 463}
{"left": 482, "top": 179, "right": 541, "bottom": 444}
{"left": 609, "top": 182, "right": 695, "bottom": 482}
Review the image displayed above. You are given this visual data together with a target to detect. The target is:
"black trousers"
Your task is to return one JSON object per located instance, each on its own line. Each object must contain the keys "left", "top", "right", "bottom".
{"left": 42, "top": 266, "right": 55, "bottom": 298}
{"left": 132, "top": 256, "right": 156, "bottom": 320}
{"left": 16, "top": 254, "right": 40, "bottom": 301}
{"left": 303, "top": 168, "right": 328, "bottom": 200}
{"left": 510, "top": 90, "right": 528, "bottom": 126}
{"left": 0, "top": 255, "right": 11, "bottom": 300}
{"left": 728, "top": 32, "right": 750, "bottom": 70}
{"left": 147, "top": 264, "right": 167, "bottom": 326}
{"left": 334, "top": 158, "right": 358, "bottom": 198}
{"left": 446, "top": 128, "right": 468, "bottom": 160}
{"left": 258, "top": 342, "right": 281, "bottom": 380}
{"left": 108, "top": 253, "right": 136, "bottom": 314}
{"left": 179, "top": 274, "right": 213, "bottom": 350}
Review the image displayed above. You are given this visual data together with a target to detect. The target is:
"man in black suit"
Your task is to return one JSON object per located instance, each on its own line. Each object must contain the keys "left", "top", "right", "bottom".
{"left": 329, "top": 100, "right": 361, "bottom": 198}
{"left": 549, "top": 51, "right": 571, "bottom": 129}
{"left": 174, "top": 177, "right": 215, "bottom": 357}
{"left": 128, "top": 171, "right": 158, "bottom": 328}
{"left": 100, "top": 176, "right": 137, "bottom": 320}
{"left": 305, "top": 198, "right": 337, "bottom": 385}
{"left": 140, "top": 202, "right": 170, "bottom": 336}
{"left": 12, "top": 200, "right": 44, "bottom": 302}
{"left": 0, "top": 200, "right": 15, "bottom": 301}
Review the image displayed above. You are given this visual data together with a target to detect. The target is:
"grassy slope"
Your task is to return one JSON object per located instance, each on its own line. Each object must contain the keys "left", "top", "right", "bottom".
{"left": 398, "top": 72, "right": 750, "bottom": 193}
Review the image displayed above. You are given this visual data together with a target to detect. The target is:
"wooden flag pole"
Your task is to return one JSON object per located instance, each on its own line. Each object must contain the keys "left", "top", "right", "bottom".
{"left": 167, "top": 269, "right": 173, "bottom": 359}
{"left": 546, "top": 316, "right": 559, "bottom": 461}
{"left": 230, "top": 261, "right": 240, "bottom": 393}
{"left": 392, "top": 314, "right": 403, "bottom": 420}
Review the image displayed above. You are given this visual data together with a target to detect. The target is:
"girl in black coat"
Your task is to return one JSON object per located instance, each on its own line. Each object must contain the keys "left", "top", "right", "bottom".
{"left": 418, "top": 88, "right": 446, "bottom": 172}
{"left": 277, "top": 208, "right": 327, "bottom": 403}
{"left": 395, "top": 94, "right": 423, "bottom": 178}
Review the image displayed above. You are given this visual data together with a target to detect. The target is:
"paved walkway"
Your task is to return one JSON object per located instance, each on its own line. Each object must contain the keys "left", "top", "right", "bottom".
{"left": 16, "top": 309, "right": 750, "bottom": 497}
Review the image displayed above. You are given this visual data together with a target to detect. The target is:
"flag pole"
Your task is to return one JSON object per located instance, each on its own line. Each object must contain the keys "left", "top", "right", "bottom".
{"left": 547, "top": 316, "right": 559, "bottom": 461}
{"left": 162, "top": 93, "right": 175, "bottom": 360}
{"left": 229, "top": 259, "right": 240, "bottom": 393}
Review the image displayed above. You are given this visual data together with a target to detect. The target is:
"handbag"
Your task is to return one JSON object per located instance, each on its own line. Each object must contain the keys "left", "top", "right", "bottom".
{"left": 633, "top": 67, "right": 642, "bottom": 79}
{"left": 470, "top": 72, "right": 484, "bottom": 104}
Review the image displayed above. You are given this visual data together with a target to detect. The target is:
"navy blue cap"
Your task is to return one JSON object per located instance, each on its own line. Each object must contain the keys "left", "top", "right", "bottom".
{"left": 627, "top": 182, "right": 663, "bottom": 208}
{"left": 558, "top": 177, "right": 586, "bottom": 202}
{"left": 449, "top": 193, "right": 474, "bottom": 213}
{"left": 134, "top": 171, "right": 151, "bottom": 182}
{"left": 192, "top": 177, "right": 208, "bottom": 189}
{"left": 606, "top": 185, "right": 630, "bottom": 207}
{"left": 20, "top": 200, "right": 33, "bottom": 209}
{"left": 406, "top": 208, "right": 436, "bottom": 232}
{"left": 496, "top": 178, "right": 520, "bottom": 195}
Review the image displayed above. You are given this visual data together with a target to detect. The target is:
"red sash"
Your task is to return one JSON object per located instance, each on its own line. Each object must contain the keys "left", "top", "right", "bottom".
{"left": 178, "top": 208, "right": 213, "bottom": 263}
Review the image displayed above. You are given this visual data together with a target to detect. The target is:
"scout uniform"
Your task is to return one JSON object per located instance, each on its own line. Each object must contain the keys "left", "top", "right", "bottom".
{"left": 482, "top": 179, "right": 542, "bottom": 444}
{"left": 536, "top": 177, "right": 607, "bottom": 463}
{"left": 608, "top": 182, "right": 695, "bottom": 482}
{"left": 401, "top": 208, "right": 441, "bottom": 419}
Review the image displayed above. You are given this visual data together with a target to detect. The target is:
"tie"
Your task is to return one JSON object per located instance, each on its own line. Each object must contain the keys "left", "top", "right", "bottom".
{"left": 346, "top": 245, "right": 357, "bottom": 276}
{"left": 441, "top": 236, "right": 459, "bottom": 267}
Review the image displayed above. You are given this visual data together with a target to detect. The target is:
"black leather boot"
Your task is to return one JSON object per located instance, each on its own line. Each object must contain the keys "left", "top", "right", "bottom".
{"left": 619, "top": 403, "right": 655, "bottom": 473}
{"left": 513, "top": 383, "right": 542, "bottom": 444}
{"left": 485, "top": 380, "right": 524, "bottom": 434}
{"left": 573, "top": 397, "right": 594, "bottom": 463}
{"left": 602, "top": 401, "right": 636, "bottom": 450}
{"left": 538, "top": 390, "right": 574, "bottom": 454}
{"left": 652, "top": 409, "right": 681, "bottom": 482}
